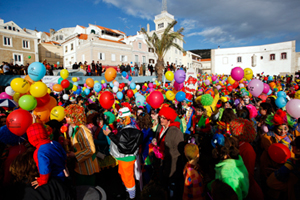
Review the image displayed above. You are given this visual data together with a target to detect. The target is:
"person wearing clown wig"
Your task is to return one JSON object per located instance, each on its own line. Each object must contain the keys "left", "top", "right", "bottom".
{"left": 103, "top": 107, "right": 143, "bottom": 199}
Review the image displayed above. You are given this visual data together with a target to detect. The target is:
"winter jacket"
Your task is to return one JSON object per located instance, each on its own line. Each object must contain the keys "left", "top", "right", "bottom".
{"left": 109, "top": 125, "right": 143, "bottom": 161}
{"left": 208, "top": 155, "right": 249, "bottom": 200}
{"left": 155, "top": 122, "right": 184, "bottom": 178}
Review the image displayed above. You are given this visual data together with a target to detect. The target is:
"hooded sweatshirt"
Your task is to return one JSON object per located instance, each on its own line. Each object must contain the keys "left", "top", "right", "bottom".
{"left": 209, "top": 155, "right": 249, "bottom": 200}
{"left": 27, "top": 123, "right": 67, "bottom": 186}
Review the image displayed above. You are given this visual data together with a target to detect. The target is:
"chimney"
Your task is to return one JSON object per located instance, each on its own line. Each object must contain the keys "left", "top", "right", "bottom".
{"left": 50, "top": 28, "right": 55, "bottom": 36}
{"left": 0, "top": 18, "right": 4, "bottom": 25}
{"left": 147, "top": 24, "right": 150, "bottom": 33}
{"left": 218, "top": 46, "right": 220, "bottom": 49}
{"left": 23, "top": 28, "right": 27, "bottom": 32}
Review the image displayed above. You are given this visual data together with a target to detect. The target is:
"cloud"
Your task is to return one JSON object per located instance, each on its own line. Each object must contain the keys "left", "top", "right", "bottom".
{"left": 118, "top": 17, "right": 128, "bottom": 23}
{"left": 99, "top": 0, "right": 300, "bottom": 46}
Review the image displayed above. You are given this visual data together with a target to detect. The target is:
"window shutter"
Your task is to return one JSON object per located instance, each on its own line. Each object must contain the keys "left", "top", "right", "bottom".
{"left": 103, "top": 53, "right": 105, "bottom": 61}
{"left": 120, "top": 55, "right": 122, "bottom": 61}
{"left": 125, "top": 56, "right": 128, "bottom": 62}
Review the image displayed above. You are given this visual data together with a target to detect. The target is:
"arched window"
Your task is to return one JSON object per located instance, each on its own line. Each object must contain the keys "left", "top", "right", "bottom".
{"left": 90, "top": 29, "right": 96, "bottom": 34}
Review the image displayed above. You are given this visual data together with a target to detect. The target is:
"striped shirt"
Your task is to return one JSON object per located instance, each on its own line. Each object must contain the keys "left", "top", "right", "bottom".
{"left": 71, "top": 125, "right": 99, "bottom": 175}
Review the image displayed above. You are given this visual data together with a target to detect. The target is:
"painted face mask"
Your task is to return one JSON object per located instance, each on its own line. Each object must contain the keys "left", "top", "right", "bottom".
{"left": 243, "top": 97, "right": 250, "bottom": 105}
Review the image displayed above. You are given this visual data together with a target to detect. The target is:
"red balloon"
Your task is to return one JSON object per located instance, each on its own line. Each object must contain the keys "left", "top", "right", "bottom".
{"left": 61, "top": 79, "right": 70, "bottom": 89}
{"left": 36, "top": 93, "right": 50, "bottom": 108}
{"left": 6, "top": 109, "right": 33, "bottom": 136}
{"left": 127, "top": 90, "right": 134, "bottom": 98}
{"left": 227, "top": 85, "right": 233, "bottom": 92}
{"left": 100, "top": 91, "right": 114, "bottom": 109}
{"left": 148, "top": 91, "right": 164, "bottom": 109}
{"left": 165, "top": 83, "right": 168, "bottom": 87}
{"left": 232, "top": 81, "right": 239, "bottom": 89}
{"left": 294, "top": 85, "right": 299, "bottom": 90}
{"left": 268, "top": 143, "right": 291, "bottom": 164}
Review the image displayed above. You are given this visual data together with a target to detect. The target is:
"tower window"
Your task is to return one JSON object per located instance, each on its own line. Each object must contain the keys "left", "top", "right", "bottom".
{"left": 158, "top": 23, "right": 164, "bottom": 29}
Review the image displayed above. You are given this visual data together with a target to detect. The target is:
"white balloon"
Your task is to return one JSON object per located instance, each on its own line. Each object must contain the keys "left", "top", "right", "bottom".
{"left": 5, "top": 86, "right": 15, "bottom": 96}
{"left": 113, "top": 86, "right": 118, "bottom": 93}
{"left": 63, "top": 94, "right": 69, "bottom": 100}
{"left": 136, "top": 85, "right": 141, "bottom": 90}
{"left": 124, "top": 86, "right": 128, "bottom": 90}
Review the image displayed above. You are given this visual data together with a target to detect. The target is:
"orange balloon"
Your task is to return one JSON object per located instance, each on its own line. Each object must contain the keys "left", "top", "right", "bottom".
{"left": 24, "top": 75, "right": 34, "bottom": 85}
{"left": 53, "top": 84, "right": 63, "bottom": 92}
{"left": 34, "top": 107, "right": 50, "bottom": 122}
{"left": 269, "top": 82, "right": 276, "bottom": 88}
{"left": 47, "top": 96, "right": 58, "bottom": 110}
{"left": 86, "top": 78, "right": 94, "bottom": 88}
{"left": 105, "top": 68, "right": 117, "bottom": 82}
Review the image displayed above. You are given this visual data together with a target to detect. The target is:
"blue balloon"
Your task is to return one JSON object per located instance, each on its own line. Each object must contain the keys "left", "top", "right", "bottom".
{"left": 28, "top": 62, "right": 46, "bottom": 81}
{"left": 58, "top": 77, "right": 63, "bottom": 84}
{"left": 277, "top": 91, "right": 286, "bottom": 98}
{"left": 57, "top": 61, "right": 60, "bottom": 65}
{"left": 109, "top": 82, "right": 114, "bottom": 88}
{"left": 135, "top": 95, "right": 145, "bottom": 107}
{"left": 122, "top": 71, "right": 127, "bottom": 77}
{"left": 130, "top": 82, "right": 136, "bottom": 90}
{"left": 135, "top": 92, "right": 141, "bottom": 97}
{"left": 267, "top": 89, "right": 272, "bottom": 95}
{"left": 176, "top": 91, "right": 186, "bottom": 102}
{"left": 268, "top": 76, "right": 273, "bottom": 81}
{"left": 94, "top": 82, "right": 102, "bottom": 93}
{"left": 77, "top": 86, "right": 81, "bottom": 90}
{"left": 85, "top": 88, "right": 90, "bottom": 95}
{"left": 128, "top": 76, "right": 132, "bottom": 81}
{"left": 75, "top": 88, "right": 81, "bottom": 94}
{"left": 275, "top": 96, "right": 286, "bottom": 108}
{"left": 73, "top": 82, "right": 79, "bottom": 86}
{"left": 117, "top": 92, "right": 123, "bottom": 100}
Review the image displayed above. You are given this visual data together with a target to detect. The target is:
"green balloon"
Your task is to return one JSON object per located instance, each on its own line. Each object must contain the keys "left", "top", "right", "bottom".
{"left": 66, "top": 82, "right": 73, "bottom": 90}
{"left": 18, "top": 95, "right": 37, "bottom": 111}
{"left": 58, "top": 77, "right": 63, "bottom": 84}
{"left": 28, "top": 56, "right": 31, "bottom": 59}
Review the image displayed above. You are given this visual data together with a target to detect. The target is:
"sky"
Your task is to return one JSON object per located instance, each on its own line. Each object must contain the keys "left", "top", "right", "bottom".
{"left": 1, "top": 0, "right": 300, "bottom": 51}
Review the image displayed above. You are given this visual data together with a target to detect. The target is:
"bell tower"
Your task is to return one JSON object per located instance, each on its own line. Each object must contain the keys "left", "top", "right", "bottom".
{"left": 154, "top": 0, "right": 174, "bottom": 34}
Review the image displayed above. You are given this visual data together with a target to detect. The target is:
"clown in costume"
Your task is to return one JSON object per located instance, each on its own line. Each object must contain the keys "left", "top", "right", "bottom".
{"left": 26, "top": 123, "right": 67, "bottom": 188}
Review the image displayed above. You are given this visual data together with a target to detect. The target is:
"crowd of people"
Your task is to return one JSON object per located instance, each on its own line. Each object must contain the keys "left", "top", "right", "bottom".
{"left": 0, "top": 64, "right": 300, "bottom": 200}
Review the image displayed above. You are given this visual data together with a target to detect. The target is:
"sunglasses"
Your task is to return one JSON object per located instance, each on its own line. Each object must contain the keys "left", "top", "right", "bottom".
{"left": 159, "top": 116, "right": 167, "bottom": 120}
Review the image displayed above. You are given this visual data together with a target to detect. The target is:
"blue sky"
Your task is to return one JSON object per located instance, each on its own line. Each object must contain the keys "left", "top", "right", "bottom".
{"left": 1, "top": 0, "right": 300, "bottom": 51}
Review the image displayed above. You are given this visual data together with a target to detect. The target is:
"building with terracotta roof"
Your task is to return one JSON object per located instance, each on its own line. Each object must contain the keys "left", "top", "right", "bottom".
{"left": 38, "top": 41, "right": 63, "bottom": 66}
{"left": 0, "top": 18, "right": 39, "bottom": 65}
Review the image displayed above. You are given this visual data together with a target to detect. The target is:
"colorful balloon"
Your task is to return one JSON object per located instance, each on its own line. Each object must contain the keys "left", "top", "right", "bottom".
{"left": 36, "top": 93, "right": 50, "bottom": 108}
{"left": 105, "top": 68, "right": 117, "bottom": 82}
{"left": 6, "top": 109, "right": 33, "bottom": 136}
{"left": 148, "top": 91, "right": 164, "bottom": 109}
{"left": 117, "top": 92, "right": 123, "bottom": 100}
{"left": 231, "top": 67, "right": 244, "bottom": 81}
{"left": 127, "top": 90, "right": 134, "bottom": 98}
{"left": 135, "top": 95, "right": 145, "bottom": 107}
{"left": 10, "top": 78, "right": 30, "bottom": 94}
{"left": 174, "top": 70, "right": 186, "bottom": 84}
{"left": 244, "top": 68, "right": 253, "bottom": 80}
{"left": 275, "top": 97, "right": 286, "bottom": 108}
{"left": 86, "top": 78, "right": 94, "bottom": 88}
{"left": 30, "top": 82, "right": 48, "bottom": 98}
{"left": 165, "top": 71, "right": 174, "bottom": 81}
{"left": 174, "top": 82, "right": 183, "bottom": 91}
{"left": 262, "top": 83, "right": 270, "bottom": 94}
{"left": 50, "top": 106, "right": 65, "bottom": 121}
{"left": 166, "top": 91, "right": 175, "bottom": 101}
{"left": 5, "top": 86, "right": 15, "bottom": 96}
{"left": 248, "top": 79, "right": 264, "bottom": 97}
{"left": 286, "top": 99, "right": 300, "bottom": 119}
{"left": 72, "top": 77, "right": 78, "bottom": 82}
{"left": 61, "top": 79, "right": 70, "bottom": 89}
{"left": 18, "top": 95, "right": 37, "bottom": 111}
{"left": 227, "top": 76, "right": 235, "bottom": 85}
{"left": 60, "top": 69, "right": 69, "bottom": 79}
{"left": 0, "top": 92, "right": 12, "bottom": 99}
{"left": 53, "top": 84, "right": 63, "bottom": 92}
{"left": 176, "top": 91, "right": 186, "bottom": 102}
{"left": 28, "top": 62, "right": 46, "bottom": 81}
{"left": 99, "top": 91, "right": 114, "bottom": 109}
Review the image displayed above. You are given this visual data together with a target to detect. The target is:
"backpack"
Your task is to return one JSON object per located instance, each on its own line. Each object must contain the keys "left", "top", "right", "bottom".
{"left": 116, "top": 128, "right": 143, "bottom": 154}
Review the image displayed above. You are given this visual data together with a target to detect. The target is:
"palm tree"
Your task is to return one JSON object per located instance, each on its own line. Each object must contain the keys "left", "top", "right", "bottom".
{"left": 141, "top": 20, "right": 186, "bottom": 82}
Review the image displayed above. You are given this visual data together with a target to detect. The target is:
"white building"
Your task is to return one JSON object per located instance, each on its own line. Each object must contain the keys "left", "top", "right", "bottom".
{"left": 211, "top": 41, "right": 297, "bottom": 76}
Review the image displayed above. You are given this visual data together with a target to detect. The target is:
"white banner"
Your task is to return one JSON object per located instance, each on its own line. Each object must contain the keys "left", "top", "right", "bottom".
{"left": 21, "top": 76, "right": 60, "bottom": 87}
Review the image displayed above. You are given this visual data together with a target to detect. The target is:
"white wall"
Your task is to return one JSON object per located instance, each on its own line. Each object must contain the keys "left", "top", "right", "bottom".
{"left": 213, "top": 41, "right": 295, "bottom": 75}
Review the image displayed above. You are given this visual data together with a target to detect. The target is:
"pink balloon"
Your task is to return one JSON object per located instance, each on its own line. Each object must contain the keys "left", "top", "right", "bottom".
{"left": 286, "top": 99, "right": 300, "bottom": 119}
{"left": 205, "top": 79, "right": 211, "bottom": 85}
{"left": 231, "top": 67, "right": 244, "bottom": 81}
{"left": 148, "top": 83, "right": 153, "bottom": 88}
{"left": 174, "top": 82, "right": 183, "bottom": 91}
{"left": 247, "top": 79, "right": 264, "bottom": 97}
{"left": 149, "top": 88, "right": 155, "bottom": 93}
{"left": 262, "top": 83, "right": 270, "bottom": 94}
{"left": 0, "top": 92, "right": 12, "bottom": 99}
{"left": 212, "top": 76, "right": 217, "bottom": 82}
{"left": 84, "top": 83, "right": 87, "bottom": 87}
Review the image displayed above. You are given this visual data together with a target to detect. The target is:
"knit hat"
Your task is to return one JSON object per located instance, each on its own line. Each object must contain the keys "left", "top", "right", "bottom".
{"left": 64, "top": 104, "right": 86, "bottom": 126}
{"left": 158, "top": 107, "right": 177, "bottom": 122}
{"left": 230, "top": 118, "right": 257, "bottom": 143}
{"left": 118, "top": 107, "right": 131, "bottom": 118}
{"left": 184, "top": 143, "right": 199, "bottom": 160}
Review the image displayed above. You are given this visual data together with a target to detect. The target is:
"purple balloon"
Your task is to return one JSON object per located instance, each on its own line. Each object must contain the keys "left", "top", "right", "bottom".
{"left": 174, "top": 70, "right": 186, "bottom": 84}
{"left": 77, "top": 86, "right": 81, "bottom": 90}
{"left": 174, "top": 82, "right": 183, "bottom": 91}
{"left": 286, "top": 99, "right": 300, "bottom": 119}
{"left": 216, "top": 85, "right": 221, "bottom": 90}
{"left": 248, "top": 79, "right": 264, "bottom": 97}
{"left": 205, "top": 79, "right": 211, "bottom": 86}
{"left": 0, "top": 92, "right": 12, "bottom": 100}
{"left": 231, "top": 67, "right": 244, "bottom": 81}
{"left": 102, "top": 83, "right": 107, "bottom": 88}
{"left": 262, "top": 83, "right": 270, "bottom": 94}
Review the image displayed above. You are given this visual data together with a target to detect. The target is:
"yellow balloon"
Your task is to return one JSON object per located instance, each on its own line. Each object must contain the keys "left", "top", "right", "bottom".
{"left": 165, "top": 71, "right": 174, "bottom": 81}
{"left": 72, "top": 77, "right": 78, "bottom": 82}
{"left": 13, "top": 93, "right": 21, "bottom": 102}
{"left": 47, "top": 88, "right": 51, "bottom": 94}
{"left": 50, "top": 106, "right": 65, "bottom": 121}
{"left": 72, "top": 85, "right": 78, "bottom": 91}
{"left": 244, "top": 68, "right": 253, "bottom": 80}
{"left": 228, "top": 76, "right": 235, "bottom": 85}
{"left": 295, "top": 91, "right": 300, "bottom": 99}
{"left": 144, "top": 83, "right": 148, "bottom": 87}
{"left": 95, "top": 81, "right": 99, "bottom": 83}
{"left": 60, "top": 69, "right": 69, "bottom": 79}
{"left": 10, "top": 78, "right": 30, "bottom": 94}
{"left": 133, "top": 89, "right": 137, "bottom": 94}
{"left": 101, "top": 80, "right": 105, "bottom": 84}
{"left": 82, "top": 87, "right": 86, "bottom": 91}
{"left": 30, "top": 82, "right": 48, "bottom": 98}
{"left": 166, "top": 91, "right": 175, "bottom": 101}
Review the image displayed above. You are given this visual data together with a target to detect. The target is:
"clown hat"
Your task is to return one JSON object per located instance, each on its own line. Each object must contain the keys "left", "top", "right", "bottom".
{"left": 185, "top": 93, "right": 193, "bottom": 102}
{"left": 118, "top": 107, "right": 131, "bottom": 118}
